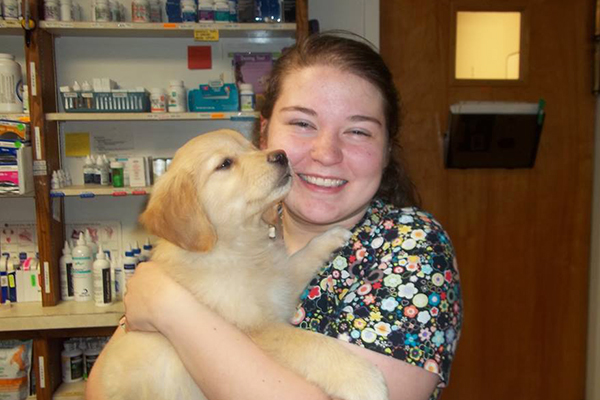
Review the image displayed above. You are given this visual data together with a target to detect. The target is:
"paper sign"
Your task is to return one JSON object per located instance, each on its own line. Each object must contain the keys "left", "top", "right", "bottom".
{"left": 188, "top": 46, "right": 212, "bottom": 69}
{"left": 194, "top": 29, "right": 219, "bottom": 41}
{"left": 65, "top": 132, "right": 91, "bottom": 157}
{"left": 92, "top": 132, "right": 135, "bottom": 153}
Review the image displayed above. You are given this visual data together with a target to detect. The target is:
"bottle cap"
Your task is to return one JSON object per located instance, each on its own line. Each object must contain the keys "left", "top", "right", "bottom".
{"left": 63, "top": 240, "right": 71, "bottom": 254}
{"left": 96, "top": 245, "right": 106, "bottom": 260}
{"left": 77, "top": 232, "right": 86, "bottom": 246}
{"left": 110, "top": 161, "right": 124, "bottom": 168}
{"left": 169, "top": 80, "right": 184, "bottom": 87}
{"left": 240, "top": 83, "right": 253, "bottom": 91}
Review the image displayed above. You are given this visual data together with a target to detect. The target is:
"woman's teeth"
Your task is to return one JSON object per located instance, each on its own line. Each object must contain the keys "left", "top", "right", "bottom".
{"left": 299, "top": 174, "right": 347, "bottom": 187}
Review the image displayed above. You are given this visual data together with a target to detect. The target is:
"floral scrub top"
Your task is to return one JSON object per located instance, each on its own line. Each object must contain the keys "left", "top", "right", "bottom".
{"left": 291, "top": 198, "right": 462, "bottom": 400}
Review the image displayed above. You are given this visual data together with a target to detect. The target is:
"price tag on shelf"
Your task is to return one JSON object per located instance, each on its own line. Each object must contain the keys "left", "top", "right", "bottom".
{"left": 194, "top": 29, "right": 219, "bottom": 41}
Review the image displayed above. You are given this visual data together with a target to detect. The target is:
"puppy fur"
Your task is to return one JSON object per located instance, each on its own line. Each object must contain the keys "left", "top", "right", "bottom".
{"left": 97, "top": 129, "right": 388, "bottom": 400}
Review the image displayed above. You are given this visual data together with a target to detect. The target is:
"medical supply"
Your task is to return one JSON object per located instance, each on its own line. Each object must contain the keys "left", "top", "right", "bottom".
{"left": 60, "top": 0, "right": 72, "bottom": 21}
{"left": 132, "top": 0, "right": 149, "bottom": 22}
{"left": 110, "top": 161, "right": 124, "bottom": 187}
{"left": 168, "top": 80, "right": 187, "bottom": 112}
{"left": 94, "top": 0, "right": 110, "bottom": 21}
{"left": 61, "top": 341, "right": 83, "bottom": 383}
{"left": 122, "top": 245, "right": 137, "bottom": 287}
{"left": 60, "top": 240, "right": 75, "bottom": 301}
{"left": 181, "top": 0, "right": 197, "bottom": 22}
{"left": 72, "top": 233, "right": 93, "bottom": 302}
{"left": 149, "top": 0, "right": 161, "bottom": 21}
{"left": 188, "top": 81, "right": 239, "bottom": 112}
{"left": 228, "top": 0, "right": 238, "bottom": 21}
{"left": 214, "top": 1, "right": 229, "bottom": 21}
{"left": 239, "top": 83, "right": 255, "bottom": 111}
{"left": 3, "top": 0, "right": 18, "bottom": 20}
{"left": 93, "top": 245, "right": 112, "bottom": 306}
{"left": 150, "top": 88, "right": 167, "bottom": 112}
{"left": 0, "top": 53, "right": 23, "bottom": 113}
{"left": 198, "top": 0, "right": 215, "bottom": 22}
{"left": 83, "top": 155, "right": 95, "bottom": 184}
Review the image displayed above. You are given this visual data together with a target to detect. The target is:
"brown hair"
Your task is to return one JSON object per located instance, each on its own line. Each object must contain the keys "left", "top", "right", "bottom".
{"left": 253, "top": 31, "right": 420, "bottom": 208}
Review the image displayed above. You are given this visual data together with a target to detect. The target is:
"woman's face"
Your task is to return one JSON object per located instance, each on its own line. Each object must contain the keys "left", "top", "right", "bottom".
{"left": 263, "top": 65, "right": 388, "bottom": 228}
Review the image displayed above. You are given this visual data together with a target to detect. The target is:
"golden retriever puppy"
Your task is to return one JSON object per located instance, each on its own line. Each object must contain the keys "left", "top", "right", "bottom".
{"left": 97, "top": 129, "right": 388, "bottom": 400}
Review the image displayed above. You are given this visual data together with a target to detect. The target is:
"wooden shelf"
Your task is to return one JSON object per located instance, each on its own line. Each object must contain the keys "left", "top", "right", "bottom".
{"left": 45, "top": 111, "right": 258, "bottom": 121}
{"left": 0, "top": 190, "right": 35, "bottom": 198}
{"left": 0, "top": 20, "right": 22, "bottom": 35}
{"left": 53, "top": 381, "right": 85, "bottom": 400}
{"left": 40, "top": 21, "right": 296, "bottom": 38}
{"left": 0, "top": 301, "right": 124, "bottom": 332}
{"left": 51, "top": 184, "right": 152, "bottom": 197}
{"left": 0, "top": 113, "right": 30, "bottom": 122}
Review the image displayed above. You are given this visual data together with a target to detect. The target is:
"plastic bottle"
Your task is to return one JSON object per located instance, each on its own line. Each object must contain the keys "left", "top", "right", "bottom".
{"left": 149, "top": 0, "right": 161, "bottom": 22}
{"left": 112, "top": 255, "right": 123, "bottom": 301}
{"left": 59, "top": 240, "right": 75, "bottom": 301}
{"left": 228, "top": 0, "right": 238, "bottom": 22}
{"left": 83, "top": 344, "right": 100, "bottom": 379}
{"left": 214, "top": 1, "right": 229, "bottom": 21}
{"left": 81, "top": 80, "right": 93, "bottom": 109}
{"left": 102, "top": 155, "right": 112, "bottom": 183}
{"left": 150, "top": 88, "right": 166, "bottom": 113}
{"left": 110, "top": 161, "right": 124, "bottom": 187}
{"left": 96, "top": 155, "right": 109, "bottom": 185}
{"left": 3, "top": 0, "right": 19, "bottom": 20}
{"left": 132, "top": 241, "right": 142, "bottom": 263}
{"left": 181, "top": 0, "right": 197, "bottom": 22}
{"left": 108, "top": 0, "right": 119, "bottom": 21}
{"left": 93, "top": 245, "right": 112, "bottom": 306}
{"left": 94, "top": 0, "right": 110, "bottom": 22}
{"left": 72, "top": 233, "right": 93, "bottom": 302}
{"left": 198, "top": 0, "right": 215, "bottom": 22}
{"left": 51, "top": 171, "right": 61, "bottom": 190}
{"left": 122, "top": 245, "right": 138, "bottom": 288}
{"left": 93, "top": 155, "right": 101, "bottom": 184}
{"left": 60, "top": 0, "right": 72, "bottom": 21}
{"left": 84, "top": 229, "right": 99, "bottom": 260}
{"left": 140, "top": 238, "right": 153, "bottom": 262}
{"left": 61, "top": 342, "right": 84, "bottom": 383}
{"left": 239, "top": 83, "right": 255, "bottom": 111}
{"left": 0, "top": 54, "right": 23, "bottom": 113}
{"left": 167, "top": 80, "right": 187, "bottom": 112}
{"left": 132, "top": 0, "right": 149, "bottom": 22}
{"left": 83, "top": 155, "right": 95, "bottom": 184}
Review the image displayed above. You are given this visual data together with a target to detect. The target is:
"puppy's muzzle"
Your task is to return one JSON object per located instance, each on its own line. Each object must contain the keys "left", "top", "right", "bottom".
{"left": 268, "top": 150, "right": 288, "bottom": 167}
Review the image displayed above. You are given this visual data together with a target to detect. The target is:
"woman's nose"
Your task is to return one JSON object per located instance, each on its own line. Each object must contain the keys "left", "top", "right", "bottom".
{"left": 310, "top": 133, "right": 343, "bottom": 165}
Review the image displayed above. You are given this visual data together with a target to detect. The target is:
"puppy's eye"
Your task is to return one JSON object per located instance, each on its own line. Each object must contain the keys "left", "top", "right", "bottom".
{"left": 216, "top": 158, "right": 233, "bottom": 170}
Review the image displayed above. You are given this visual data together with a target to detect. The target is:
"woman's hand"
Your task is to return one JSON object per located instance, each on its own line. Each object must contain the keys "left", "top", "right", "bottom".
{"left": 123, "top": 261, "right": 184, "bottom": 332}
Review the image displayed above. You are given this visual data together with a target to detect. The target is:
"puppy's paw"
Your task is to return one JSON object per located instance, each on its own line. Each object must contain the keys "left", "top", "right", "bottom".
{"left": 319, "top": 226, "right": 352, "bottom": 250}
{"left": 327, "top": 363, "right": 388, "bottom": 400}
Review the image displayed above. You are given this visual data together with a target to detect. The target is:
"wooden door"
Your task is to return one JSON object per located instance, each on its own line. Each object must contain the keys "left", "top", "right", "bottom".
{"left": 381, "top": 1, "right": 595, "bottom": 399}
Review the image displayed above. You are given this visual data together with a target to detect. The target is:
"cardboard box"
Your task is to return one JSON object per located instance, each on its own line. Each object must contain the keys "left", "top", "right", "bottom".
{"left": 0, "top": 145, "right": 33, "bottom": 195}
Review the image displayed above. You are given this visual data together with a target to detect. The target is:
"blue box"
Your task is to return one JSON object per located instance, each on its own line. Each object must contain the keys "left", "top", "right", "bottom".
{"left": 188, "top": 82, "right": 240, "bottom": 112}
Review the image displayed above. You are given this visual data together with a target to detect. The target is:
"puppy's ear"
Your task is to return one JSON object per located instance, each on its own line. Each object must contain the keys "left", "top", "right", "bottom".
{"left": 140, "top": 173, "right": 216, "bottom": 252}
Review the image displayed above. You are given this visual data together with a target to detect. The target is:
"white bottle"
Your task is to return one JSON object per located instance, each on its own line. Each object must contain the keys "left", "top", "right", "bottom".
{"left": 239, "top": 83, "right": 255, "bottom": 111}
{"left": 3, "top": 0, "right": 19, "bottom": 20}
{"left": 132, "top": 241, "right": 142, "bottom": 263}
{"left": 0, "top": 54, "right": 23, "bottom": 113}
{"left": 59, "top": 240, "right": 75, "bottom": 301}
{"left": 51, "top": 171, "right": 61, "bottom": 189}
{"left": 122, "top": 245, "right": 138, "bottom": 288}
{"left": 60, "top": 0, "right": 72, "bottom": 21}
{"left": 140, "top": 238, "right": 153, "bottom": 262}
{"left": 72, "top": 233, "right": 93, "bottom": 302}
{"left": 198, "top": 0, "right": 215, "bottom": 22}
{"left": 61, "top": 342, "right": 84, "bottom": 383}
{"left": 96, "top": 155, "right": 109, "bottom": 185}
{"left": 181, "top": 0, "right": 197, "bottom": 22}
{"left": 95, "top": 0, "right": 110, "bottom": 22}
{"left": 83, "top": 155, "right": 95, "bottom": 184}
{"left": 84, "top": 229, "right": 99, "bottom": 260}
{"left": 93, "top": 245, "right": 113, "bottom": 306}
{"left": 93, "top": 155, "right": 101, "bottom": 184}
{"left": 167, "top": 80, "right": 187, "bottom": 113}
{"left": 150, "top": 88, "right": 166, "bottom": 113}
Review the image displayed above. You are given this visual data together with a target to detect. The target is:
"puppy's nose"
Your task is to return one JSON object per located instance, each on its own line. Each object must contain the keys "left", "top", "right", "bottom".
{"left": 267, "top": 150, "right": 288, "bottom": 166}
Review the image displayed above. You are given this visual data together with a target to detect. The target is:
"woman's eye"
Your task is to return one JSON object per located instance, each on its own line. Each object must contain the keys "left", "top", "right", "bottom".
{"left": 216, "top": 158, "right": 233, "bottom": 170}
{"left": 291, "top": 120, "right": 313, "bottom": 129}
{"left": 349, "top": 129, "right": 371, "bottom": 137}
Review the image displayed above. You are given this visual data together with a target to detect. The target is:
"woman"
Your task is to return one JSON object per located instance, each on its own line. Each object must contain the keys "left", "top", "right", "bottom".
{"left": 87, "top": 32, "right": 462, "bottom": 400}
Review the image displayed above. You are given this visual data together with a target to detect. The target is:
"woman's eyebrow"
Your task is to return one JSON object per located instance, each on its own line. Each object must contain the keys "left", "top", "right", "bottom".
{"left": 279, "top": 106, "right": 317, "bottom": 116}
{"left": 349, "top": 115, "right": 382, "bottom": 126}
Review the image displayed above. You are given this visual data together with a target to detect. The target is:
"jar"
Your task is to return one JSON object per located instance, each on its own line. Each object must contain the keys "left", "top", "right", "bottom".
{"left": 44, "top": 0, "right": 60, "bottom": 21}
{"left": 3, "top": 0, "right": 19, "bottom": 20}
{"left": 198, "top": 0, "right": 214, "bottom": 22}
{"left": 95, "top": 0, "right": 110, "bottom": 22}
{"left": 214, "top": 1, "right": 229, "bottom": 22}
{"left": 60, "top": 0, "right": 72, "bottom": 21}
{"left": 167, "top": 80, "right": 187, "bottom": 113}
{"left": 61, "top": 343, "right": 83, "bottom": 383}
{"left": 150, "top": 88, "right": 166, "bottom": 113}
{"left": 110, "top": 162, "right": 124, "bottom": 188}
{"left": 132, "top": 0, "right": 150, "bottom": 22}
{"left": 0, "top": 54, "right": 23, "bottom": 113}
{"left": 239, "top": 83, "right": 255, "bottom": 112}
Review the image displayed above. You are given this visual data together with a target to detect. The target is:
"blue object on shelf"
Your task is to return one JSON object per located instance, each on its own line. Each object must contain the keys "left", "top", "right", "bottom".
{"left": 188, "top": 82, "right": 240, "bottom": 112}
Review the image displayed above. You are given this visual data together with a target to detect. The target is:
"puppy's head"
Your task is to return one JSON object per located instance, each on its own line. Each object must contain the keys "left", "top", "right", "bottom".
{"left": 140, "top": 129, "right": 291, "bottom": 253}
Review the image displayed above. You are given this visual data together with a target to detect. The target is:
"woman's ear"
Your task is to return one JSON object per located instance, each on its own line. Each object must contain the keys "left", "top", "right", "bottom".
{"left": 259, "top": 117, "right": 269, "bottom": 150}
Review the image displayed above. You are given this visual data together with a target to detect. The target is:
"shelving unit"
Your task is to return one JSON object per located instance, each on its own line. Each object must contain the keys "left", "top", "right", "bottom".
{"left": 2, "top": 1, "right": 308, "bottom": 398}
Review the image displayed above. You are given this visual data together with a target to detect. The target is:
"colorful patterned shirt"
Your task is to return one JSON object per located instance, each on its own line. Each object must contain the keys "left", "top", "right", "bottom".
{"left": 291, "top": 198, "right": 462, "bottom": 400}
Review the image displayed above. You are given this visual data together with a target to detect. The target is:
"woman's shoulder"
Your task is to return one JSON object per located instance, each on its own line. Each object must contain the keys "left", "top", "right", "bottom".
{"left": 357, "top": 198, "right": 453, "bottom": 247}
